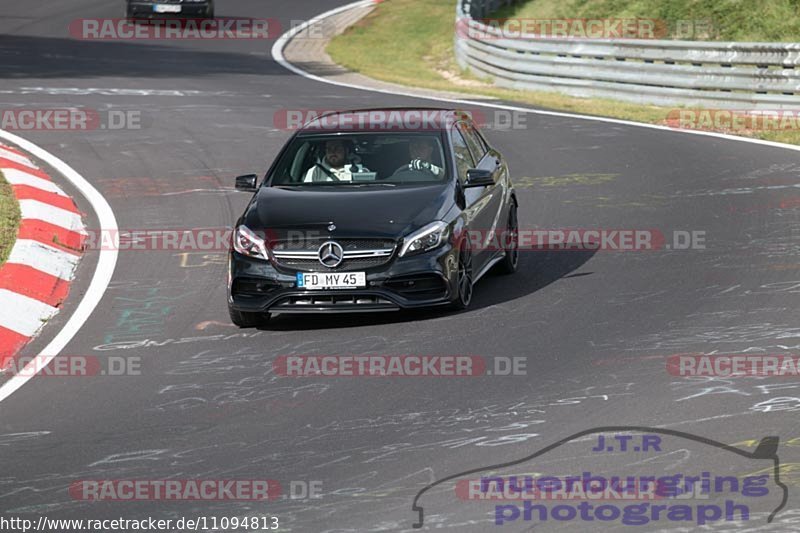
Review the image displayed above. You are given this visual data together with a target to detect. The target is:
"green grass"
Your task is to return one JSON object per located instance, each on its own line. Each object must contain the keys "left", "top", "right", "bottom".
{"left": 494, "top": 0, "right": 800, "bottom": 42}
{"left": 327, "top": 0, "right": 800, "bottom": 147}
{"left": 327, "top": 0, "right": 459, "bottom": 88}
{"left": 0, "top": 171, "right": 20, "bottom": 265}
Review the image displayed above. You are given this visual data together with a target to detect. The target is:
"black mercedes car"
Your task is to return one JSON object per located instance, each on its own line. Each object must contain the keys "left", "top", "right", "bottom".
{"left": 227, "top": 108, "right": 518, "bottom": 327}
{"left": 126, "top": 0, "right": 214, "bottom": 19}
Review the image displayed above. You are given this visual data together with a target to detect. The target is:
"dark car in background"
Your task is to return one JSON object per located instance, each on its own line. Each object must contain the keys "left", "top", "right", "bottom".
{"left": 126, "top": 0, "right": 215, "bottom": 19}
{"left": 227, "top": 108, "right": 518, "bottom": 327}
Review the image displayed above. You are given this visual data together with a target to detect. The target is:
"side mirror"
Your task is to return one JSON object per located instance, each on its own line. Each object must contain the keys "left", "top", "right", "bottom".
{"left": 235, "top": 174, "right": 258, "bottom": 191}
{"left": 464, "top": 168, "right": 494, "bottom": 188}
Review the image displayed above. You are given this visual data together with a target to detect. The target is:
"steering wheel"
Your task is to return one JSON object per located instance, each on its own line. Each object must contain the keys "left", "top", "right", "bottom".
{"left": 315, "top": 162, "right": 340, "bottom": 181}
{"left": 394, "top": 159, "right": 436, "bottom": 175}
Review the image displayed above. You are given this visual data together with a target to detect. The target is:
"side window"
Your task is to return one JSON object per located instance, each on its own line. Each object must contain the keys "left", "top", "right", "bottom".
{"left": 457, "top": 122, "right": 486, "bottom": 164}
{"left": 475, "top": 128, "right": 491, "bottom": 153}
{"left": 451, "top": 128, "right": 474, "bottom": 182}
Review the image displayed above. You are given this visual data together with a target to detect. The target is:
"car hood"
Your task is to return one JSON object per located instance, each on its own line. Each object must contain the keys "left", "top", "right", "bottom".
{"left": 242, "top": 184, "right": 454, "bottom": 240}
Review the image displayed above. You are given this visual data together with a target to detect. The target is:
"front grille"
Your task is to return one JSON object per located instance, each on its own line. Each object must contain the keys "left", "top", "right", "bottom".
{"left": 272, "top": 238, "right": 396, "bottom": 272}
{"left": 385, "top": 274, "right": 447, "bottom": 300}
{"left": 272, "top": 239, "right": 395, "bottom": 253}
{"left": 275, "top": 257, "right": 391, "bottom": 272}
{"left": 272, "top": 294, "right": 398, "bottom": 311}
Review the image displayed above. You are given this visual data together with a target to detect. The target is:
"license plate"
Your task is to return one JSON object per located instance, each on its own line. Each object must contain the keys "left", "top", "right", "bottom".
{"left": 297, "top": 272, "right": 366, "bottom": 290}
{"left": 154, "top": 4, "right": 182, "bottom": 13}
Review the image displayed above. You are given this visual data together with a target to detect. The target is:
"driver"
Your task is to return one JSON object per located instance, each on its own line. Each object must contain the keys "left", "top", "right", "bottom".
{"left": 303, "top": 139, "right": 369, "bottom": 182}
{"left": 404, "top": 138, "right": 444, "bottom": 177}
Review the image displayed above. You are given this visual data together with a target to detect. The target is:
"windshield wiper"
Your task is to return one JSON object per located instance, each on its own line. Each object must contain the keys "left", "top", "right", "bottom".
{"left": 323, "top": 182, "right": 397, "bottom": 188}
{"left": 273, "top": 181, "right": 397, "bottom": 188}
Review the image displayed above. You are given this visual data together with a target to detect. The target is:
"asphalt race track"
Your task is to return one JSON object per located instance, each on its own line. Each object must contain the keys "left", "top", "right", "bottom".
{"left": 1, "top": 1, "right": 800, "bottom": 531}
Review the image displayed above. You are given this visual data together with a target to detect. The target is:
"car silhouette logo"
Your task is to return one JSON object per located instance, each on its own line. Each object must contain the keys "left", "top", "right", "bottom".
{"left": 318, "top": 241, "right": 344, "bottom": 268}
{"left": 410, "top": 426, "right": 789, "bottom": 529}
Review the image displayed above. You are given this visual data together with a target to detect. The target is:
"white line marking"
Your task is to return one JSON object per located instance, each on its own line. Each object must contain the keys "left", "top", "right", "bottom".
{"left": 271, "top": 0, "right": 800, "bottom": 154}
{"left": 0, "top": 147, "right": 38, "bottom": 168}
{"left": 4, "top": 87, "right": 250, "bottom": 97}
{"left": 0, "top": 289, "right": 57, "bottom": 337}
{"left": 7, "top": 240, "right": 80, "bottom": 280}
{"left": 1, "top": 168, "right": 67, "bottom": 196}
{"left": 0, "top": 130, "right": 118, "bottom": 403}
{"left": 19, "top": 199, "right": 84, "bottom": 232}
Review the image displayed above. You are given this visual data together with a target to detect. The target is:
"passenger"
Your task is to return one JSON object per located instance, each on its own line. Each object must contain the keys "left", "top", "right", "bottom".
{"left": 303, "top": 139, "right": 368, "bottom": 182}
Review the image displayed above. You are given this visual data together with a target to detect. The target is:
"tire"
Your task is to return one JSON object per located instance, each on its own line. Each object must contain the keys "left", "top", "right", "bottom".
{"left": 496, "top": 201, "right": 519, "bottom": 275}
{"left": 228, "top": 305, "right": 270, "bottom": 328}
{"left": 451, "top": 240, "right": 474, "bottom": 310}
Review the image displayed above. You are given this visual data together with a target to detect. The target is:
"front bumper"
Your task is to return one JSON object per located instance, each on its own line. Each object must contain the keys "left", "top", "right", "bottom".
{"left": 127, "top": 1, "right": 213, "bottom": 18}
{"left": 228, "top": 245, "right": 459, "bottom": 314}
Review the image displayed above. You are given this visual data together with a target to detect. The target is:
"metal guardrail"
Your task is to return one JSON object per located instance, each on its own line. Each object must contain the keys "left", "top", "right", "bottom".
{"left": 455, "top": 0, "right": 800, "bottom": 109}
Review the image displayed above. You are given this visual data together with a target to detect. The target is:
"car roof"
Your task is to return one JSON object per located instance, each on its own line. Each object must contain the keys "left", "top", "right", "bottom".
{"left": 295, "top": 107, "right": 476, "bottom": 134}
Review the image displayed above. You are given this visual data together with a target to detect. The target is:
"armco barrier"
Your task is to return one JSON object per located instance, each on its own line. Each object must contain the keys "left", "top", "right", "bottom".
{"left": 455, "top": 0, "right": 800, "bottom": 109}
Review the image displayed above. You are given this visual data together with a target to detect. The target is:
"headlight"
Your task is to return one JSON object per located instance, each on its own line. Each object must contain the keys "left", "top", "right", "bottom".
{"left": 233, "top": 225, "right": 269, "bottom": 260}
{"left": 399, "top": 221, "right": 449, "bottom": 257}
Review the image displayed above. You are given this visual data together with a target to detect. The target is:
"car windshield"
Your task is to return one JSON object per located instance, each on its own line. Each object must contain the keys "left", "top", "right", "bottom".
{"left": 268, "top": 133, "right": 449, "bottom": 187}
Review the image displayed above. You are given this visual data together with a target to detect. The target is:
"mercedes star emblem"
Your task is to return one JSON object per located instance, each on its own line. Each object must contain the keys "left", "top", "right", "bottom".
{"left": 318, "top": 241, "right": 344, "bottom": 268}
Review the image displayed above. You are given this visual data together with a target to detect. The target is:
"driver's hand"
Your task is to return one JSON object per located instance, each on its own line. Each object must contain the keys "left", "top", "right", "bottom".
{"left": 409, "top": 159, "right": 442, "bottom": 176}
